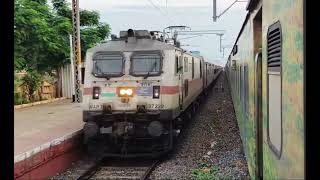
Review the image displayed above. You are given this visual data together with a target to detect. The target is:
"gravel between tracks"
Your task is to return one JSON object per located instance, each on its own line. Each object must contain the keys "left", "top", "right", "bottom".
{"left": 150, "top": 72, "right": 249, "bottom": 179}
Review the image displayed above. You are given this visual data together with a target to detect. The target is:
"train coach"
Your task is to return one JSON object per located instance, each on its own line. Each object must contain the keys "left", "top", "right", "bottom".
{"left": 82, "top": 29, "right": 221, "bottom": 157}
{"left": 225, "top": 0, "right": 305, "bottom": 179}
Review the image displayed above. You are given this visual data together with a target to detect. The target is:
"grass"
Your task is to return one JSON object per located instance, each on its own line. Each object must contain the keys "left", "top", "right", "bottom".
{"left": 191, "top": 160, "right": 220, "bottom": 180}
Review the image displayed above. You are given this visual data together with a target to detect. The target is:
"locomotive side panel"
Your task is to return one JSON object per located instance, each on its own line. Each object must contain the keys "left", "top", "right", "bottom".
{"left": 180, "top": 53, "right": 204, "bottom": 110}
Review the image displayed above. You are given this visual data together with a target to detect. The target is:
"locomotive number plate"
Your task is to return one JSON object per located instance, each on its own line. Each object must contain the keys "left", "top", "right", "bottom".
{"left": 147, "top": 104, "right": 164, "bottom": 109}
{"left": 140, "top": 82, "right": 152, "bottom": 87}
{"left": 89, "top": 104, "right": 102, "bottom": 110}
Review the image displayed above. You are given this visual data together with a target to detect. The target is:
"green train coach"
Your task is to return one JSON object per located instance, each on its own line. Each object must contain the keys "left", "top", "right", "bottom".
{"left": 225, "top": 0, "right": 305, "bottom": 179}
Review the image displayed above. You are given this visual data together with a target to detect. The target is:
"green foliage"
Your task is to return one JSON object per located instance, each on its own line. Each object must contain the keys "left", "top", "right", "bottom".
{"left": 14, "top": 75, "right": 23, "bottom": 104}
{"left": 191, "top": 160, "right": 220, "bottom": 180}
{"left": 14, "top": 74, "right": 20, "bottom": 93}
{"left": 21, "top": 71, "right": 43, "bottom": 101}
{"left": 15, "top": 0, "right": 111, "bottom": 102}
{"left": 14, "top": 74, "right": 31, "bottom": 105}
{"left": 14, "top": 0, "right": 111, "bottom": 72}
{"left": 80, "top": 10, "right": 99, "bottom": 26}
{"left": 51, "top": 0, "right": 111, "bottom": 62}
{"left": 14, "top": 92, "right": 30, "bottom": 105}
{"left": 80, "top": 23, "right": 110, "bottom": 59}
{"left": 14, "top": 0, "right": 72, "bottom": 73}
{"left": 52, "top": 0, "right": 72, "bottom": 20}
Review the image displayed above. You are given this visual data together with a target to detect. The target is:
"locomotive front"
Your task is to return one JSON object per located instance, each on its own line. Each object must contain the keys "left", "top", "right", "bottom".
{"left": 82, "top": 30, "right": 178, "bottom": 157}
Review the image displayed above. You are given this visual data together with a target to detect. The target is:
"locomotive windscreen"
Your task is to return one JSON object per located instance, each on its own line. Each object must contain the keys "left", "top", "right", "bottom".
{"left": 93, "top": 52, "right": 124, "bottom": 75}
{"left": 131, "top": 53, "right": 161, "bottom": 75}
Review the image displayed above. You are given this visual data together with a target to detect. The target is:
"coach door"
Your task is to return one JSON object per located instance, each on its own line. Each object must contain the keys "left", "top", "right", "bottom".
{"left": 254, "top": 8, "right": 263, "bottom": 179}
{"left": 255, "top": 51, "right": 263, "bottom": 178}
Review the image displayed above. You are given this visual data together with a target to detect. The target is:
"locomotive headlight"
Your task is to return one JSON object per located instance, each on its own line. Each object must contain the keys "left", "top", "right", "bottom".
{"left": 118, "top": 87, "right": 134, "bottom": 97}
{"left": 120, "top": 89, "right": 127, "bottom": 95}
{"left": 153, "top": 86, "right": 160, "bottom": 99}
{"left": 126, "top": 89, "right": 133, "bottom": 96}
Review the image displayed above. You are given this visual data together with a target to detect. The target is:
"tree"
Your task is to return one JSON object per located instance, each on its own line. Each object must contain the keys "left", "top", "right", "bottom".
{"left": 15, "top": 0, "right": 111, "bottom": 71}
{"left": 14, "top": 0, "right": 71, "bottom": 73}
{"left": 51, "top": 0, "right": 111, "bottom": 97}
{"left": 15, "top": 0, "right": 111, "bottom": 99}
{"left": 80, "top": 23, "right": 111, "bottom": 60}
{"left": 21, "top": 70, "right": 43, "bottom": 101}
{"left": 51, "top": 0, "right": 111, "bottom": 61}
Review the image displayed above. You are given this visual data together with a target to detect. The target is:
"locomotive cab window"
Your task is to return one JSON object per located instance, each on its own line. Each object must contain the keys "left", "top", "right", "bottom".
{"left": 130, "top": 52, "right": 162, "bottom": 76}
{"left": 92, "top": 52, "right": 124, "bottom": 77}
{"left": 267, "top": 21, "right": 282, "bottom": 158}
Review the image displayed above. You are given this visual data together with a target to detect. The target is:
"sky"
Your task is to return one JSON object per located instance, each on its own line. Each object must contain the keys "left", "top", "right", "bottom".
{"left": 74, "top": 0, "right": 248, "bottom": 66}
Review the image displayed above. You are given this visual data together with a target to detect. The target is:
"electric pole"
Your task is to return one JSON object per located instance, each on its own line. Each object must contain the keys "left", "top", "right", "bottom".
{"left": 71, "top": 0, "right": 81, "bottom": 103}
{"left": 216, "top": 33, "right": 223, "bottom": 52}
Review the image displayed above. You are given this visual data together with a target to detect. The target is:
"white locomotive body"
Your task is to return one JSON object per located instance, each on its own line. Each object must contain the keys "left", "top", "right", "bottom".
{"left": 82, "top": 29, "right": 221, "bottom": 157}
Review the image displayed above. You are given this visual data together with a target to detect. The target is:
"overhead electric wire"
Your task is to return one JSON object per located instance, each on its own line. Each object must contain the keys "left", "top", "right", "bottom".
{"left": 152, "top": 0, "right": 170, "bottom": 14}
{"left": 178, "top": 30, "right": 225, "bottom": 33}
{"left": 178, "top": 33, "right": 224, "bottom": 35}
{"left": 145, "top": 0, "right": 178, "bottom": 25}
{"left": 178, "top": 35, "right": 203, "bottom": 40}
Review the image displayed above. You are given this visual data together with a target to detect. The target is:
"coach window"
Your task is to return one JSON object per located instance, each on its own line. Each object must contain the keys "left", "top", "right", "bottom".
{"left": 239, "top": 65, "right": 241, "bottom": 97}
{"left": 236, "top": 64, "right": 238, "bottom": 94}
{"left": 267, "top": 21, "right": 282, "bottom": 158}
{"left": 184, "top": 57, "right": 188, "bottom": 72}
{"left": 200, "top": 60, "right": 202, "bottom": 78}
{"left": 175, "top": 56, "right": 179, "bottom": 74}
{"left": 240, "top": 64, "right": 242, "bottom": 102}
{"left": 243, "top": 64, "right": 249, "bottom": 116}
{"left": 192, "top": 57, "right": 194, "bottom": 79}
{"left": 179, "top": 56, "right": 183, "bottom": 73}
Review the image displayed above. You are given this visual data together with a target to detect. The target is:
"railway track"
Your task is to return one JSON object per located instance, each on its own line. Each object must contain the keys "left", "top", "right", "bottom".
{"left": 76, "top": 158, "right": 160, "bottom": 180}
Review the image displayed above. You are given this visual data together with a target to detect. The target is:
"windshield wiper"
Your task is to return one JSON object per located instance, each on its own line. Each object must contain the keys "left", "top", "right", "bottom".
{"left": 143, "top": 61, "right": 158, "bottom": 79}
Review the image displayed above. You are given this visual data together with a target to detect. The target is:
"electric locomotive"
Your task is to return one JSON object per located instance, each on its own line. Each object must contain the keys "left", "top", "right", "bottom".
{"left": 82, "top": 29, "right": 220, "bottom": 157}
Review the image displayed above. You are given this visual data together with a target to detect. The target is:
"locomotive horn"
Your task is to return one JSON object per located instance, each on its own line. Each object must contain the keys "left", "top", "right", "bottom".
{"left": 127, "top": 29, "right": 134, "bottom": 37}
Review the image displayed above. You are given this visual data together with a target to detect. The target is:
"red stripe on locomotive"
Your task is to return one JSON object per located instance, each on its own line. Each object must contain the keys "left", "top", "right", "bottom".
{"left": 160, "top": 86, "right": 179, "bottom": 95}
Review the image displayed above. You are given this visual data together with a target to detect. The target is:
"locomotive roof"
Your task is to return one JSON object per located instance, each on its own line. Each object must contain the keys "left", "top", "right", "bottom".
{"left": 87, "top": 37, "right": 213, "bottom": 64}
{"left": 87, "top": 38, "right": 179, "bottom": 53}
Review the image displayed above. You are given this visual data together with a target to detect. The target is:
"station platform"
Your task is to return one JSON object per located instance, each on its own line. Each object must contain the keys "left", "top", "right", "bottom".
{"left": 14, "top": 99, "right": 85, "bottom": 179}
